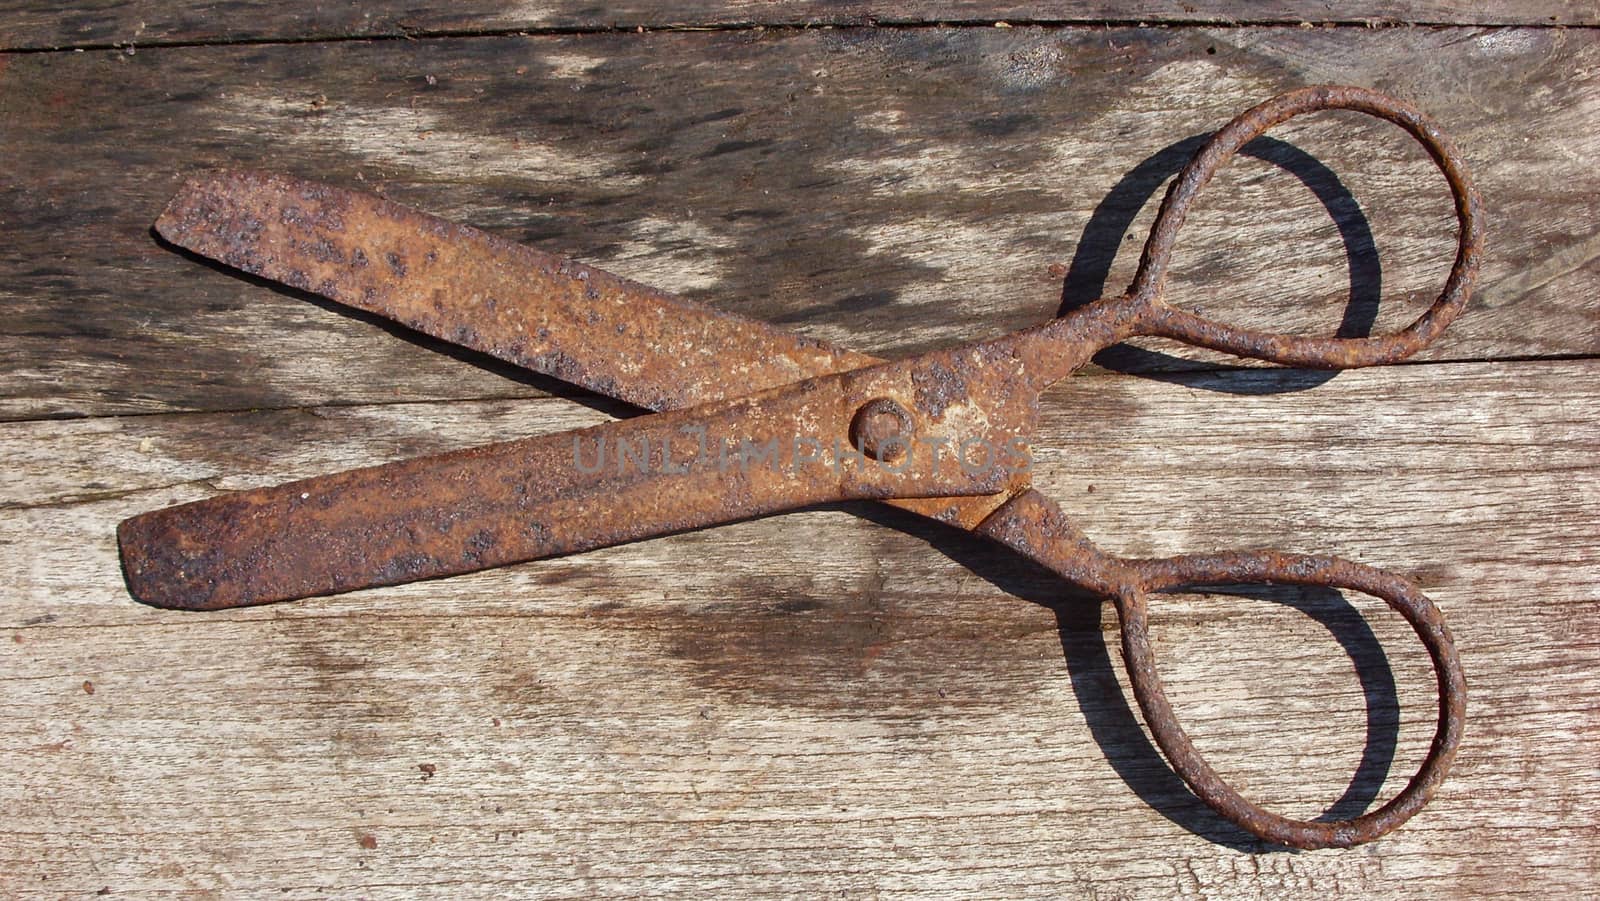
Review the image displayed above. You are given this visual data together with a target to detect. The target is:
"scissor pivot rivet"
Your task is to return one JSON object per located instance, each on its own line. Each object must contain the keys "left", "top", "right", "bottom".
{"left": 850, "top": 397, "right": 916, "bottom": 463}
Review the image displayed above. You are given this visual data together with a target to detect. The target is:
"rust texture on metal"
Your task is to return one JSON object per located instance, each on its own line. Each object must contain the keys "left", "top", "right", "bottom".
{"left": 122, "top": 342, "right": 1038, "bottom": 610}
{"left": 849, "top": 397, "right": 918, "bottom": 463}
{"left": 121, "top": 85, "right": 1482, "bottom": 850}
{"left": 152, "top": 169, "right": 876, "bottom": 412}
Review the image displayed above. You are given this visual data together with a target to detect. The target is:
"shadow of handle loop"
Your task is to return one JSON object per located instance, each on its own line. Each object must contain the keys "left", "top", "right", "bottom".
{"left": 1127, "top": 84, "right": 1485, "bottom": 370}
{"left": 1115, "top": 551, "right": 1466, "bottom": 849}
{"left": 974, "top": 489, "right": 1465, "bottom": 848}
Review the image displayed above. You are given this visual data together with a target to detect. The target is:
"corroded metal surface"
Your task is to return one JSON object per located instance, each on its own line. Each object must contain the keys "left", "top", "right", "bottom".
{"left": 122, "top": 85, "right": 1481, "bottom": 849}
{"left": 122, "top": 341, "right": 1039, "bottom": 609}
{"left": 152, "top": 169, "right": 876, "bottom": 412}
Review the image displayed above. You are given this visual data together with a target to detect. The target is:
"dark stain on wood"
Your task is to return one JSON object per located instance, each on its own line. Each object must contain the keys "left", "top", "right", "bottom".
{"left": 2, "top": 27, "right": 1594, "bottom": 420}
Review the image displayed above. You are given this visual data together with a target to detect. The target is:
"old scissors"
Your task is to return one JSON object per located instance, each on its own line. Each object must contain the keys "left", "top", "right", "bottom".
{"left": 119, "top": 85, "right": 1482, "bottom": 849}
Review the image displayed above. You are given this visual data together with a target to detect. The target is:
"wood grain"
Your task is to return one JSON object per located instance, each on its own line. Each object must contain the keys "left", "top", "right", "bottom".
{"left": 1, "top": 2, "right": 1593, "bottom": 51}
{"left": 2, "top": 26, "right": 1598, "bottom": 421}
{"left": 3, "top": 360, "right": 1596, "bottom": 896}
{"left": 3, "top": 11, "right": 1597, "bottom": 897}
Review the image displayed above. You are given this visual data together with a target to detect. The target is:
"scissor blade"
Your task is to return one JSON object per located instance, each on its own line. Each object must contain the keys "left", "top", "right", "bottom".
{"left": 123, "top": 386, "right": 815, "bottom": 608}
{"left": 155, "top": 170, "right": 874, "bottom": 411}
{"left": 119, "top": 351, "right": 1020, "bottom": 610}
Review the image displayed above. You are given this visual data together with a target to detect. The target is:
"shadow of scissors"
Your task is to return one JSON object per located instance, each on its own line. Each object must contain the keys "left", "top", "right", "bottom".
{"left": 119, "top": 85, "right": 1483, "bottom": 849}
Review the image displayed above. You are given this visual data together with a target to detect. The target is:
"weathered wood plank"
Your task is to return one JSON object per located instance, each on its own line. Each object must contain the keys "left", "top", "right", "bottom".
{"left": 0, "top": 2, "right": 1593, "bottom": 51}
{"left": 2, "top": 26, "right": 1597, "bottom": 421}
{"left": 3, "top": 360, "right": 1595, "bottom": 896}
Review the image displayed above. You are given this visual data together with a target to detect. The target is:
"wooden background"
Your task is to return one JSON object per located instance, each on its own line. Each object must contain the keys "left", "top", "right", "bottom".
{"left": 3, "top": 2, "right": 1597, "bottom": 897}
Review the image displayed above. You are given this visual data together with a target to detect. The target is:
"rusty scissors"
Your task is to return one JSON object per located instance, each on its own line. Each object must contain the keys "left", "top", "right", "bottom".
{"left": 120, "top": 85, "right": 1482, "bottom": 849}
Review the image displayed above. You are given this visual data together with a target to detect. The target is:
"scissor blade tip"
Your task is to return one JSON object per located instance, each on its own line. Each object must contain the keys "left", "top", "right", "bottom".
{"left": 157, "top": 169, "right": 326, "bottom": 235}
{"left": 154, "top": 170, "right": 259, "bottom": 246}
{"left": 117, "top": 512, "right": 235, "bottom": 611}
{"left": 155, "top": 178, "right": 214, "bottom": 239}
{"left": 117, "top": 514, "right": 183, "bottom": 609}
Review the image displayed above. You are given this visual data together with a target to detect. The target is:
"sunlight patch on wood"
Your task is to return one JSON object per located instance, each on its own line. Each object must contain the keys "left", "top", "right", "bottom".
{"left": 220, "top": 92, "right": 645, "bottom": 187}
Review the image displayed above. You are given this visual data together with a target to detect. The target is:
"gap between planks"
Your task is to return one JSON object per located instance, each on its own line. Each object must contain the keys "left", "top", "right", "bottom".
{"left": 4, "top": 18, "right": 1597, "bottom": 56}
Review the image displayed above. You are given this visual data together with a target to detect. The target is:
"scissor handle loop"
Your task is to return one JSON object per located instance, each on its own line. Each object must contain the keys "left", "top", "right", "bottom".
{"left": 974, "top": 487, "right": 1464, "bottom": 848}
{"left": 1127, "top": 84, "right": 1484, "bottom": 369}
{"left": 1115, "top": 550, "right": 1466, "bottom": 849}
